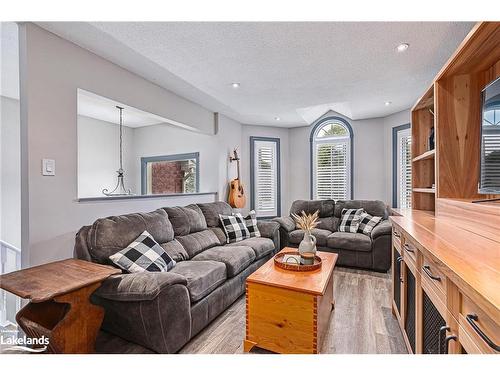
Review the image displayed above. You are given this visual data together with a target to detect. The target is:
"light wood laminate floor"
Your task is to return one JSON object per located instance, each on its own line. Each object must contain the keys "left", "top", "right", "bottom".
{"left": 179, "top": 267, "right": 407, "bottom": 354}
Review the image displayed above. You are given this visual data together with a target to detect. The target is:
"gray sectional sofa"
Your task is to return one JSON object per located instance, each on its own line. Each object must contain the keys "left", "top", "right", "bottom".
{"left": 274, "top": 199, "right": 392, "bottom": 272}
{"left": 74, "top": 201, "right": 279, "bottom": 353}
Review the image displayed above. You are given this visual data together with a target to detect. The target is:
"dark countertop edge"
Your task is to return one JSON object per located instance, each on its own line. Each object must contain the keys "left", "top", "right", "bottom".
{"left": 76, "top": 192, "right": 218, "bottom": 203}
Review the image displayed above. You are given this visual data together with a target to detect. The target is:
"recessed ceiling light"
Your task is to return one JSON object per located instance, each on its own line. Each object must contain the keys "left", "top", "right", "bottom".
{"left": 231, "top": 82, "right": 240, "bottom": 88}
{"left": 274, "top": 116, "right": 281, "bottom": 121}
{"left": 385, "top": 101, "right": 392, "bottom": 106}
{"left": 396, "top": 43, "right": 409, "bottom": 52}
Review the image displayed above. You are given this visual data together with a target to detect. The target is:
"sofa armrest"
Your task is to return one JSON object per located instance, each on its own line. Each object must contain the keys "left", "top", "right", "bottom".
{"left": 257, "top": 220, "right": 279, "bottom": 238}
{"left": 272, "top": 216, "right": 295, "bottom": 232}
{"left": 257, "top": 220, "right": 280, "bottom": 252}
{"left": 371, "top": 219, "right": 392, "bottom": 240}
{"left": 91, "top": 272, "right": 191, "bottom": 353}
{"left": 94, "top": 271, "right": 187, "bottom": 302}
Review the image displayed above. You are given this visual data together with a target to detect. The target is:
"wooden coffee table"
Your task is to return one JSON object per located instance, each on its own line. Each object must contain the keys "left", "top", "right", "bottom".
{"left": 0, "top": 259, "right": 120, "bottom": 353}
{"left": 244, "top": 247, "right": 337, "bottom": 354}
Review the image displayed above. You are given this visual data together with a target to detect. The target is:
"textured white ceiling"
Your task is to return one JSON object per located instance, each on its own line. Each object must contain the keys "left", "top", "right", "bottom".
{"left": 38, "top": 22, "right": 474, "bottom": 127}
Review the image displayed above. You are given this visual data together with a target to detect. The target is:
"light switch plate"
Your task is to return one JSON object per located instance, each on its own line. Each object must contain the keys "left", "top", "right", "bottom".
{"left": 42, "top": 159, "right": 55, "bottom": 176}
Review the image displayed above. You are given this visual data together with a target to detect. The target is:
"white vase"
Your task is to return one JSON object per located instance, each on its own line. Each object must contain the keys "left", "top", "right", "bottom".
{"left": 298, "top": 231, "right": 317, "bottom": 265}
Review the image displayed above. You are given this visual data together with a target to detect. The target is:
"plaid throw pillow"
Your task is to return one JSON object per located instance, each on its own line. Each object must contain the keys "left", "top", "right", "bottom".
{"left": 219, "top": 213, "right": 251, "bottom": 243}
{"left": 109, "top": 231, "right": 175, "bottom": 273}
{"left": 243, "top": 210, "right": 261, "bottom": 238}
{"left": 358, "top": 211, "right": 383, "bottom": 235}
{"left": 339, "top": 208, "right": 364, "bottom": 233}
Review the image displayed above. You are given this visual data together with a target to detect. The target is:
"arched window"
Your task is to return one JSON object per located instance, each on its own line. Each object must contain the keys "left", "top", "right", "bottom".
{"left": 310, "top": 117, "right": 353, "bottom": 200}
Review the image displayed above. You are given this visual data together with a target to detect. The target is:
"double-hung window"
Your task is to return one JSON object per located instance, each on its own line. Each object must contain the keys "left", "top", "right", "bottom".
{"left": 312, "top": 119, "right": 352, "bottom": 200}
{"left": 250, "top": 137, "right": 281, "bottom": 217}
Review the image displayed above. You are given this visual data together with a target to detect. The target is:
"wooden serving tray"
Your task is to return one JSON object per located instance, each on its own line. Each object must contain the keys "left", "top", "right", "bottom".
{"left": 274, "top": 251, "right": 322, "bottom": 272}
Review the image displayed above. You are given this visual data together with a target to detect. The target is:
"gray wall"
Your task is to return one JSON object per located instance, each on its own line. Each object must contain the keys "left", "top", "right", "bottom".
{"left": 18, "top": 22, "right": 411, "bottom": 267}
{"left": 132, "top": 115, "right": 242, "bottom": 198}
{"left": 383, "top": 109, "right": 411, "bottom": 205}
{"left": 1, "top": 96, "right": 21, "bottom": 249}
{"left": 78, "top": 115, "right": 136, "bottom": 198}
{"left": 19, "top": 23, "right": 221, "bottom": 267}
{"left": 240, "top": 125, "right": 290, "bottom": 215}
{"left": 288, "top": 110, "right": 387, "bottom": 206}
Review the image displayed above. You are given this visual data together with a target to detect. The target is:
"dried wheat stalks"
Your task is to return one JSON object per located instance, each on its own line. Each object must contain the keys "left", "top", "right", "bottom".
{"left": 291, "top": 210, "right": 320, "bottom": 232}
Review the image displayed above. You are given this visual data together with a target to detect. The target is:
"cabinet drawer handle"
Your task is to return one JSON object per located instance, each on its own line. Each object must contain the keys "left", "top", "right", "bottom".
{"left": 404, "top": 244, "right": 415, "bottom": 253}
{"left": 466, "top": 313, "right": 500, "bottom": 352}
{"left": 422, "top": 265, "right": 441, "bottom": 281}
{"left": 397, "top": 256, "right": 403, "bottom": 282}
{"left": 393, "top": 232, "right": 401, "bottom": 238}
{"left": 444, "top": 335, "right": 457, "bottom": 354}
{"left": 438, "top": 326, "right": 450, "bottom": 354}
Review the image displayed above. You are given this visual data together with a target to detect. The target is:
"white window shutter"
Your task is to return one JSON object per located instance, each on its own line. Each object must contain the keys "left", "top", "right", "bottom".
{"left": 481, "top": 129, "right": 500, "bottom": 190}
{"left": 398, "top": 131, "right": 412, "bottom": 208}
{"left": 253, "top": 140, "right": 278, "bottom": 217}
{"left": 314, "top": 141, "right": 350, "bottom": 200}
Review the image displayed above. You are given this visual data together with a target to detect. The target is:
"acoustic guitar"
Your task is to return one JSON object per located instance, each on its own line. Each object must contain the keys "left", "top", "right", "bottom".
{"left": 228, "top": 148, "right": 246, "bottom": 208}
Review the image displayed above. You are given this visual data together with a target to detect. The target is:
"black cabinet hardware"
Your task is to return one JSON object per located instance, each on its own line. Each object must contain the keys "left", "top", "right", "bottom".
{"left": 444, "top": 335, "right": 457, "bottom": 354}
{"left": 422, "top": 265, "right": 441, "bottom": 281}
{"left": 404, "top": 243, "right": 415, "bottom": 253}
{"left": 466, "top": 313, "right": 500, "bottom": 352}
{"left": 438, "top": 326, "right": 450, "bottom": 354}
{"left": 397, "top": 256, "right": 403, "bottom": 282}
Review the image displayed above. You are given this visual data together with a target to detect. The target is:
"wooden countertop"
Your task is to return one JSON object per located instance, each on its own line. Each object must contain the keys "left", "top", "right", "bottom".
{"left": 390, "top": 210, "right": 500, "bottom": 319}
{"left": 0, "top": 259, "right": 121, "bottom": 302}
{"left": 247, "top": 248, "right": 338, "bottom": 295}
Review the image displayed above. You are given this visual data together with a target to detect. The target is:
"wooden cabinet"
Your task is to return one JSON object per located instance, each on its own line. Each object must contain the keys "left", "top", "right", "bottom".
{"left": 390, "top": 212, "right": 499, "bottom": 355}
{"left": 392, "top": 22, "right": 500, "bottom": 355}
{"left": 459, "top": 293, "right": 500, "bottom": 354}
{"left": 410, "top": 22, "right": 500, "bottom": 211}
{"left": 403, "top": 264, "right": 417, "bottom": 353}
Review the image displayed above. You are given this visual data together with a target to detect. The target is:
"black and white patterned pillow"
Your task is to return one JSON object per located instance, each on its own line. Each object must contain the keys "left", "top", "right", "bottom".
{"left": 339, "top": 208, "right": 364, "bottom": 233}
{"left": 219, "top": 213, "right": 250, "bottom": 243}
{"left": 357, "top": 211, "right": 383, "bottom": 235}
{"left": 242, "top": 210, "right": 261, "bottom": 238}
{"left": 109, "top": 231, "right": 175, "bottom": 273}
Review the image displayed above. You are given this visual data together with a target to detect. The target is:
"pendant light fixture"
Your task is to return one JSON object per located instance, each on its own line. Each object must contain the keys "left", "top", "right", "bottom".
{"left": 102, "top": 106, "right": 134, "bottom": 196}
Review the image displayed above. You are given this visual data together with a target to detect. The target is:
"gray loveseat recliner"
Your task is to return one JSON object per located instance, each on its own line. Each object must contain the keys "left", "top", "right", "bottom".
{"left": 273, "top": 199, "right": 392, "bottom": 272}
{"left": 74, "top": 201, "right": 279, "bottom": 353}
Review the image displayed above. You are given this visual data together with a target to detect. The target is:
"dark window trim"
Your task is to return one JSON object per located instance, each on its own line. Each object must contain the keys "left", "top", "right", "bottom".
{"left": 309, "top": 116, "right": 354, "bottom": 200}
{"left": 392, "top": 123, "right": 411, "bottom": 208}
{"left": 250, "top": 136, "right": 281, "bottom": 218}
{"left": 140, "top": 152, "right": 200, "bottom": 195}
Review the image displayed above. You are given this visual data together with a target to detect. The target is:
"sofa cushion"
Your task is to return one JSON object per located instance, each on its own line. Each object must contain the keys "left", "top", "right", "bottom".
{"left": 169, "top": 260, "right": 226, "bottom": 302}
{"left": 164, "top": 204, "right": 207, "bottom": 236}
{"left": 289, "top": 228, "right": 332, "bottom": 247}
{"left": 219, "top": 213, "right": 251, "bottom": 243}
{"left": 339, "top": 208, "right": 364, "bottom": 233}
{"left": 327, "top": 232, "right": 372, "bottom": 252}
{"left": 88, "top": 209, "right": 174, "bottom": 264}
{"left": 208, "top": 227, "right": 227, "bottom": 245}
{"left": 335, "top": 200, "right": 388, "bottom": 219}
{"left": 290, "top": 199, "right": 336, "bottom": 231}
{"left": 109, "top": 230, "right": 176, "bottom": 273}
{"left": 357, "top": 211, "right": 383, "bottom": 235}
{"left": 232, "top": 237, "right": 274, "bottom": 259}
{"left": 243, "top": 210, "right": 261, "bottom": 238}
{"left": 160, "top": 239, "right": 189, "bottom": 262}
{"left": 176, "top": 230, "right": 220, "bottom": 259}
{"left": 197, "top": 202, "right": 233, "bottom": 228}
{"left": 192, "top": 245, "right": 256, "bottom": 277}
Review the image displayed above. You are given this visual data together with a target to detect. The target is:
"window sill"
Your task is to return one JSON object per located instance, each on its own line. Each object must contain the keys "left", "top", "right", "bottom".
{"left": 76, "top": 191, "right": 217, "bottom": 202}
